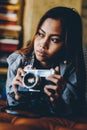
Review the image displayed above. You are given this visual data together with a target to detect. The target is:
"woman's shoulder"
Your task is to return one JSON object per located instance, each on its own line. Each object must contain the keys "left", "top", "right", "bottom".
{"left": 7, "top": 51, "right": 34, "bottom": 72}
{"left": 7, "top": 51, "right": 28, "bottom": 72}
{"left": 7, "top": 51, "right": 23, "bottom": 65}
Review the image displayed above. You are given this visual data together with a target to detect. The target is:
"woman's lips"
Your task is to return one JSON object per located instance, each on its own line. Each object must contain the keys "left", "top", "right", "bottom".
{"left": 36, "top": 50, "right": 46, "bottom": 57}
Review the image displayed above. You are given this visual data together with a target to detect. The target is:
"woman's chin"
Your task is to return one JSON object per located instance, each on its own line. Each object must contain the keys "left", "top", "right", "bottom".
{"left": 36, "top": 55, "right": 47, "bottom": 62}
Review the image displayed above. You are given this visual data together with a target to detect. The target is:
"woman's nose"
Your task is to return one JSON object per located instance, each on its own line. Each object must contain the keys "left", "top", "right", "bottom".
{"left": 40, "top": 37, "right": 49, "bottom": 49}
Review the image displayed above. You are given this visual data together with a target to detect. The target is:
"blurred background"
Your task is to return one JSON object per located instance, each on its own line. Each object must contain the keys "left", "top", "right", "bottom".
{"left": 0, "top": 0, "right": 87, "bottom": 99}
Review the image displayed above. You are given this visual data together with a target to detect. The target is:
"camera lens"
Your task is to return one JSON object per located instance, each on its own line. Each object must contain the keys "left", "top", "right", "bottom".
{"left": 24, "top": 73, "right": 36, "bottom": 88}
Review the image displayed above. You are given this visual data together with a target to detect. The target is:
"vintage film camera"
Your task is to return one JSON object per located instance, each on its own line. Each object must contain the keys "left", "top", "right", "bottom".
{"left": 22, "top": 68, "right": 55, "bottom": 92}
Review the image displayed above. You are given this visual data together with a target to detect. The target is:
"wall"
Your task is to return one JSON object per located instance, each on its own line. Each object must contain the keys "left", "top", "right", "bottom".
{"left": 23, "top": 0, "right": 82, "bottom": 47}
{"left": 82, "top": 0, "right": 87, "bottom": 45}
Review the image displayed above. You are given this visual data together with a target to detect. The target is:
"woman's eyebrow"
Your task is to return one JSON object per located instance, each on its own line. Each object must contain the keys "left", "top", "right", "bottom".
{"left": 39, "top": 28, "right": 61, "bottom": 37}
{"left": 51, "top": 34, "right": 61, "bottom": 37}
{"left": 39, "top": 28, "right": 45, "bottom": 33}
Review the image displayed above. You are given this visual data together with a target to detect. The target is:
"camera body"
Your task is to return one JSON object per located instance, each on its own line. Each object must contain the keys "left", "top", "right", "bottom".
{"left": 22, "top": 68, "right": 55, "bottom": 92}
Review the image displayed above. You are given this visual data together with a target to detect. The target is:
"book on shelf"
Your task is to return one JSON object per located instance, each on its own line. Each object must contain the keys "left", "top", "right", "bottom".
{"left": 0, "top": 24, "right": 22, "bottom": 31}
{"left": 0, "top": 5, "right": 20, "bottom": 11}
{"left": 0, "top": 20, "right": 17, "bottom": 25}
{"left": 0, "top": 30, "right": 19, "bottom": 38}
{"left": 0, "top": 38, "right": 19, "bottom": 44}
{"left": 0, "top": 54, "right": 8, "bottom": 65}
{"left": 0, "top": 0, "right": 19, "bottom": 5}
{"left": 0, "top": 43, "right": 19, "bottom": 52}
{"left": 0, "top": 36, "right": 19, "bottom": 52}
{"left": 0, "top": 8, "right": 17, "bottom": 14}
{"left": 0, "top": 51, "right": 10, "bottom": 67}
{"left": 0, "top": 12, "right": 18, "bottom": 22}
{"left": 0, "top": 0, "right": 23, "bottom": 68}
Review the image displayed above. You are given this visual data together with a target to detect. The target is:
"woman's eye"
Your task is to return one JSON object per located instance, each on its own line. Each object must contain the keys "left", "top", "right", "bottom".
{"left": 50, "top": 38, "right": 61, "bottom": 43}
{"left": 37, "top": 32, "right": 44, "bottom": 38}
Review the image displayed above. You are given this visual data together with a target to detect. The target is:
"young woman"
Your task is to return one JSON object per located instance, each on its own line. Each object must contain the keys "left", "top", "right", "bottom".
{"left": 6, "top": 6, "right": 86, "bottom": 117}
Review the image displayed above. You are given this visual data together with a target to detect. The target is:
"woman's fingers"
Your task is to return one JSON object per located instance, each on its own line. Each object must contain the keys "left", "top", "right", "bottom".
{"left": 17, "top": 68, "right": 25, "bottom": 76}
{"left": 44, "top": 85, "right": 58, "bottom": 96}
{"left": 46, "top": 74, "right": 62, "bottom": 86}
{"left": 44, "top": 85, "right": 60, "bottom": 102}
{"left": 12, "top": 67, "right": 25, "bottom": 100}
{"left": 44, "top": 66, "right": 66, "bottom": 103}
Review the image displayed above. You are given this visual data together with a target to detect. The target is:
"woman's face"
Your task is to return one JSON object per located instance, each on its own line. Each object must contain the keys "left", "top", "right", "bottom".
{"left": 34, "top": 18, "right": 64, "bottom": 65}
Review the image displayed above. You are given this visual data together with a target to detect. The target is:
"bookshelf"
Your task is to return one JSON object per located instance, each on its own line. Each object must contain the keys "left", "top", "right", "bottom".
{"left": 0, "top": 0, "right": 24, "bottom": 74}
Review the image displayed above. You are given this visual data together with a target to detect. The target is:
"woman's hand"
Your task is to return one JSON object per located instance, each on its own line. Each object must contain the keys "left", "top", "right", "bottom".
{"left": 12, "top": 65, "right": 32, "bottom": 100}
{"left": 44, "top": 66, "right": 66, "bottom": 105}
{"left": 12, "top": 68, "right": 25, "bottom": 100}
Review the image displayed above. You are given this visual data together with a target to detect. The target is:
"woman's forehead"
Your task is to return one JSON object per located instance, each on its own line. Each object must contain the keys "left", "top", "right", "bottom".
{"left": 40, "top": 18, "right": 62, "bottom": 35}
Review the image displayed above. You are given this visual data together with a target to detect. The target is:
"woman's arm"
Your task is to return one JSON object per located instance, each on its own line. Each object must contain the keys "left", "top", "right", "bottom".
{"left": 6, "top": 52, "right": 24, "bottom": 106}
{"left": 44, "top": 64, "right": 78, "bottom": 116}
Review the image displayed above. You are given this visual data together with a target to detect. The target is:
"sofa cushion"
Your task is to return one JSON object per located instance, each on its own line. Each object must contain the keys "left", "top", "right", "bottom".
{"left": 0, "top": 123, "right": 30, "bottom": 130}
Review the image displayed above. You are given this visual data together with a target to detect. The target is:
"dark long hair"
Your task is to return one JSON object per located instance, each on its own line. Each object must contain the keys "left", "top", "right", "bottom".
{"left": 19, "top": 7, "right": 86, "bottom": 107}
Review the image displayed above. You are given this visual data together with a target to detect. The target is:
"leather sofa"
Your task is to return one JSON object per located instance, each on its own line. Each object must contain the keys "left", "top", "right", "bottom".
{"left": 0, "top": 45, "right": 87, "bottom": 130}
